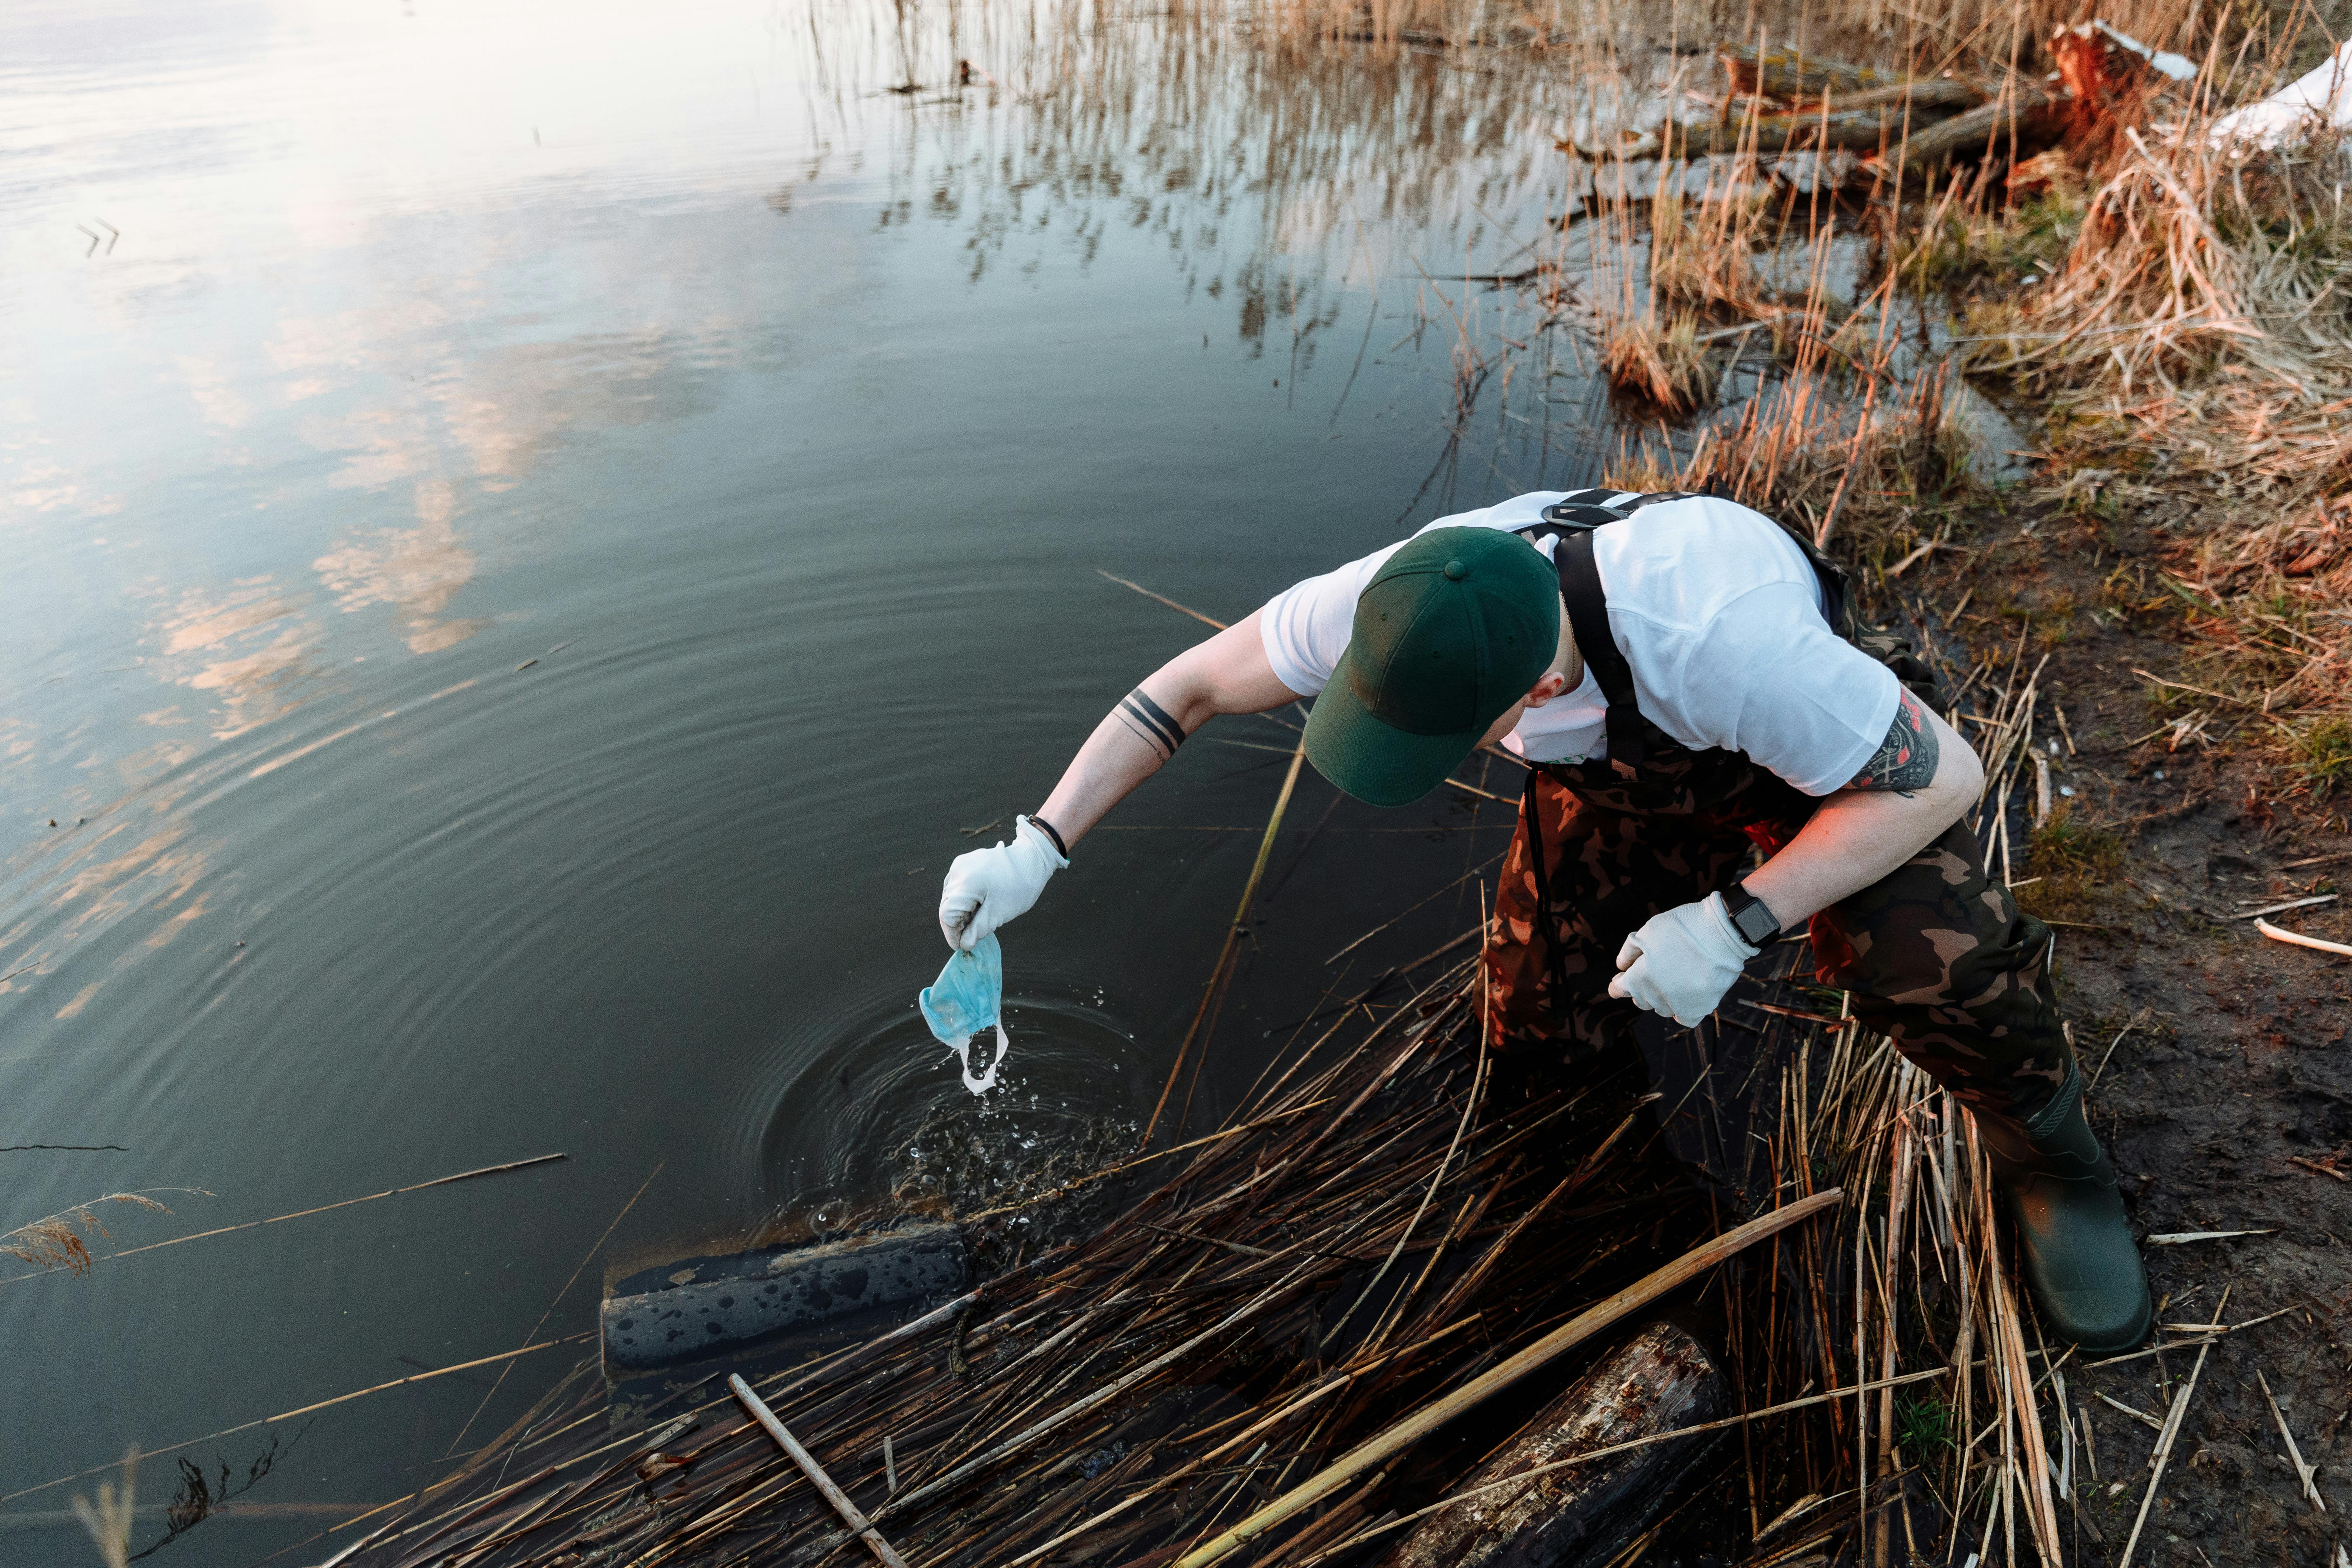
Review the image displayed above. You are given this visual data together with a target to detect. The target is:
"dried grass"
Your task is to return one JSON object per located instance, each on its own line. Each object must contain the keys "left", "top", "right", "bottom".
{"left": 1961, "top": 119, "right": 2352, "bottom": 495}
{"left": 334, "top": 640, "right": 2098, "bottom": 1568}
{"left": 3, "top": 1193, "right": 170, "bottom": 1275}
{"left": 1602, "top": 308, "right": 1715, "bottom": 411}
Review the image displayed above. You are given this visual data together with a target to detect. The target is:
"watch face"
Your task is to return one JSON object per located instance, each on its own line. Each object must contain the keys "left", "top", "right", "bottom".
{"left": 1730, "top": 896, "right": 1776, "bottom": 943}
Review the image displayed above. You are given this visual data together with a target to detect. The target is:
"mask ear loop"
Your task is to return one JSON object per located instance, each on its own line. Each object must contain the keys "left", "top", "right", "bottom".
{"left": 959, "top": 1023, "right": 1009, "bottom": 1095}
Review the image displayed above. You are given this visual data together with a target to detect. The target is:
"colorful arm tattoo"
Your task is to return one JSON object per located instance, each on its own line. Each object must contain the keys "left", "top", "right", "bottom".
{"left": 1848, "top": 689, "right": 1939, "bottom": 795}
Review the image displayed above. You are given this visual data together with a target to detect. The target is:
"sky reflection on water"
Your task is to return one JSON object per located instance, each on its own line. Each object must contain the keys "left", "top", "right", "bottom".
{"left": 0, "top": 0, "right": 1653, "bottom": 1553}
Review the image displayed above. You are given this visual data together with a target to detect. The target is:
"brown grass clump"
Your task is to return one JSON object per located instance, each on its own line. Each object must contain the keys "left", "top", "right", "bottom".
{"left": 1648, "top": 173, "right": 1774, "bottom": 318}
{"left": 2, "top": 1193, "right": 169, "bottom": 1274}
{"left": 1602, "top": 309, "right": 1715, "bottom": 412}
{"left": 1961, "top": 118, "right": 2352, "bottom": 495}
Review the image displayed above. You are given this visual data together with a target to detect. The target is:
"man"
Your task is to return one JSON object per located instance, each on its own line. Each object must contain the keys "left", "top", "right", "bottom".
{"left": 938, "top": 488, "right": 2151, "bottom": 1351}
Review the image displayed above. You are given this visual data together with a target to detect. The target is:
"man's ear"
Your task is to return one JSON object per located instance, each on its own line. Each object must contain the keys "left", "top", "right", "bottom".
{"left": 1521, "top": 670, "right": 1572, "bottom": 709}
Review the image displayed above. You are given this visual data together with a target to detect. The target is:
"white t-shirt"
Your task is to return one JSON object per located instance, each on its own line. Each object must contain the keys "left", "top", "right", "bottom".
{"left": 1258, "top": 491, "right": 1901, "bottom": 797}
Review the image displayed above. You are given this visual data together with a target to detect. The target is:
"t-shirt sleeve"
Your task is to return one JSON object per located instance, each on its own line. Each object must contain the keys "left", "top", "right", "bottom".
{"left": 1648, "top": 582, "right": 1903, "bottom": 796}
{"left": 1257, "top": 546, "right": 1396, "bottom": 697}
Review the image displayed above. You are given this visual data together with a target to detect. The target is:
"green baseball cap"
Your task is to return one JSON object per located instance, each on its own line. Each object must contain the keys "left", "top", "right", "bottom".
{"left": 1303, "top": 527, "right": 1561, "bottom": 807}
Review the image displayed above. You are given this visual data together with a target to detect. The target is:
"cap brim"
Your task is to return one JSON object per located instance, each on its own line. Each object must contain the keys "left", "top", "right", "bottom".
{"left": 1303, "top": 648, "right": 1486, "bottom": 808}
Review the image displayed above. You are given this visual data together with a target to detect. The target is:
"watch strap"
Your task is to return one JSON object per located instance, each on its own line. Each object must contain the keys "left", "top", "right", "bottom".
{"left": 1721, "top": 880, "right": 1782, "bottom": 947}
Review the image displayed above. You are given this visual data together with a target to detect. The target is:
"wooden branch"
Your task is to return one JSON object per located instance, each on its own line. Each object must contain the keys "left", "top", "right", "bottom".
{"left": 728, "top": 1375, "right": 910, "bottom": 1568}
{"left": 1293, "top": 1363, "right": 1962, "bottom": 1564}
{"left": 1671, "top": 107, "right": 1947, "bottom": 158}
{"left": 1169, "top": 1189, "right": 1845, "bottom": 1568}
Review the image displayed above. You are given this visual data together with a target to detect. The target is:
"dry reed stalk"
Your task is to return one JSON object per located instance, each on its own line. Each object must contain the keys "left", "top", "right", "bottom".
{"left": 337, "top": 936, "right": 1727, "bottom": 1568}
{"left": 2119, "top": 1287, "right": 2228, "bottom": 1568}
{"left": 2256, "top": 1368, "right": 2328, "bottom": 1513}
{"left": 0, "top": 1192, "right": 170, "bottom": 1275}
{"left": 0, "top": 1154, "right": 562, "bottom": 1287}
{"left": 728, "top": 1377, "right": 909, "bottom": 1568}
{"left": 1142, "top": 732, "right": 1309, "bottom": 1147}
{"left": 1602, "top": 309, "right": 1716, "bottom": 411}
{"left": 70, "top": 1449, "right": 137, "bottom": 1568}
{"left": 1171, "top": 1190, "right": 1846, "bottom": 1567}
{"left": 332, "top": 577, "right": 2117, "bottom": 1568}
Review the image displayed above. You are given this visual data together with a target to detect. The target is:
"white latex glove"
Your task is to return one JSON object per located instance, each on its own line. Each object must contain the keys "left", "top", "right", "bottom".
{"left": 938, "top": 816, "right": 1069, "bottom": 951}
{"left": 1607, "top": 892, "right": 1759, "bottom": 1028}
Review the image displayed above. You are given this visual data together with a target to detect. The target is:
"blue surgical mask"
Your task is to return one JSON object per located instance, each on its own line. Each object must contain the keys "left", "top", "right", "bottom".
{"left": 919, "top": 934, "right": 1009, "bottom": 1094}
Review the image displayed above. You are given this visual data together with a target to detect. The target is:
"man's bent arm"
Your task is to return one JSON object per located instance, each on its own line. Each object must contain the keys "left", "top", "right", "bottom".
{"left": 1741, "top": 691, "right": 1984, "bottom": 929}
{"left": 1036, "top": 610, "right": 1307, "bottom": 848}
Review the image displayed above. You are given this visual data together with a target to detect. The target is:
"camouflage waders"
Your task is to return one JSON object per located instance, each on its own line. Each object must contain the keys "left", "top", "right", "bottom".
{"left": 1483, "top": 497, "right": 2076, "bottom": 1125}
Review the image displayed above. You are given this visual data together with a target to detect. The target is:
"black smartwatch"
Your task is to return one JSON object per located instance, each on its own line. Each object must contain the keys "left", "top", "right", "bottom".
{"left": 1721, "top": 880, "right": 1782, "bottom": 947}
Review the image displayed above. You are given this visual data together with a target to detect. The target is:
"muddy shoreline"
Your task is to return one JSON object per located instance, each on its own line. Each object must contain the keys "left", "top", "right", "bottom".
{"left": 1889, "top": 489, "right": 2351, "bottom": 1567}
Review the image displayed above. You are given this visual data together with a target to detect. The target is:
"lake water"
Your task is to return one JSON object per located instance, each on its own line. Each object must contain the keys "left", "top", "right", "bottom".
{"left": 0, "top": 0, "right": 1796, "bottom": 1556}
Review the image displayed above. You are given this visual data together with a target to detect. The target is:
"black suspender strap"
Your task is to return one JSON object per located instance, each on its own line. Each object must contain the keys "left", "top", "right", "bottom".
{"left": 1552, "top": 527, "right": 1647, "bottom": 778}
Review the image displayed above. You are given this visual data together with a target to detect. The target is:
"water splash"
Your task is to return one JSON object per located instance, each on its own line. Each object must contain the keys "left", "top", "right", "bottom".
{"left": 918, "top": 933, "right": 1011, "bottom": 1096}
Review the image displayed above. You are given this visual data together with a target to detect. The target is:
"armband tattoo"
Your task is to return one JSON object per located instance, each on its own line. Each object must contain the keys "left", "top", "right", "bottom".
{"left": 1849, "top": 689, "right": 1938, "bottom": 795}
{"left": 1115, "top": 688, "right": 1187, "bottom": 760}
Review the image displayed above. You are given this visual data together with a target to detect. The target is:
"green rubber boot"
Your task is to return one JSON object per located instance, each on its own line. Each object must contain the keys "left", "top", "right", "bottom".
{"left": 1974, "top": 1062, "right": 2152, "bottom": 1353}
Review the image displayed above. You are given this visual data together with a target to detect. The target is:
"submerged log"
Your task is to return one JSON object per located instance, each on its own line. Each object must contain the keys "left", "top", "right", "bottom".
{"left": 1378, "top": 1318, "right": 1725, "bottom": 1568}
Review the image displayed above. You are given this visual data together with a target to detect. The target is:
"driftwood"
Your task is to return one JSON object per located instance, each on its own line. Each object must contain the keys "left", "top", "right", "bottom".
{"left": 1596, "top": 98, "right": 1970, "bottom": 162}
{"left": 1379, "top": 1318, "right": 1724, "bottom": 1568}
{"left": 1886, "top": 81, "right": 2062, "bottom": 168}
{"left": 1817, "top": 79, "right": 1981, "bottom": 114}
{"left": 1662, "top": 107, "right": 1940, "bottom": 159}
{"left": 1720, "top": 44, "right": 1908, "bottom": 99}
{"left": 1582, "top": 52, "right": 1978, "bottom": 161}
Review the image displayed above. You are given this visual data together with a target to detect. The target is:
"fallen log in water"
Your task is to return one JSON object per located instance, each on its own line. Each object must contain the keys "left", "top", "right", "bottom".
{"left": 1675, "top": 107, "right": 1929, "bottom": 158}
{"left": 1719, "top": 43, "right": 1909, "bottom": 99}
{"left": 1379, "top": 1317, "right": 1725, "bottom": 1568}
{"left": 1598, "top": 102, "right": 1952, "bottom": 161}
{"left": 1888, "top": 80, "right": 2062, "bottom": 168}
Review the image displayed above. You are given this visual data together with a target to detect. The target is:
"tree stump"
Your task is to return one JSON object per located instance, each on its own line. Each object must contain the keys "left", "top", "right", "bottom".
{"left": 1378, "top": 1318, "right": 1724, "bottom": 1568}
{"left": 2049, "top": 23, "right": 2157, "bottom": 164}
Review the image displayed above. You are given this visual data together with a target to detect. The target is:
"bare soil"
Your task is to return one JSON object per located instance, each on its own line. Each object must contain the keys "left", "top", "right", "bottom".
{"left": 1903, "top": 492, "right": 2352, "bottom": 1567}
